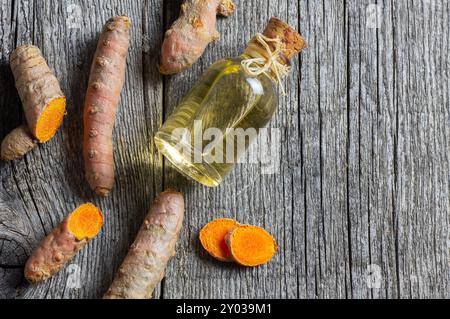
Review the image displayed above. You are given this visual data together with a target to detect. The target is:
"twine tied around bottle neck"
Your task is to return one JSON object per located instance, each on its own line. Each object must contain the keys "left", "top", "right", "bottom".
{"left": 241, "top": 33, "right": 291, "bottom": 96}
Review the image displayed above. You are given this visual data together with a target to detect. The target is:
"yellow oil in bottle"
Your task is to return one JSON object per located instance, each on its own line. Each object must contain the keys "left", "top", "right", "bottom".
{"left": 154, "top": 56, "right": 278, "bottom": 186}
{"left": 155, "top": 17, "right": 306, "bottom": 186}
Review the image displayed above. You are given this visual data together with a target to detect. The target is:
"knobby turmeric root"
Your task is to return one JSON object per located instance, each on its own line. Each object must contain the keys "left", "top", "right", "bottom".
{"left": 225, "top": 224, "right": 277, "bottom": 267}
{"left": 83, "top": 16, "right": 130, "bottom": 197}
{"left": 104, "top": 190, "right": 185, "bottom": 299}
{"left": 199, "top": 218, "right": 239, "bottom": 261}
{"left": 159, "top": 0, "right": 235, "bottom": 74}
{"left": 11, "top": 45, "right": 66, "bottom": 143}
{"left": 24, "top": 203, "right": 103, "bottom": 283}
{"left": 1, "top": 45, "right": 66, "bottom": 160}
{"left": 1, "top": 125, "right": 37, "bottom": 161}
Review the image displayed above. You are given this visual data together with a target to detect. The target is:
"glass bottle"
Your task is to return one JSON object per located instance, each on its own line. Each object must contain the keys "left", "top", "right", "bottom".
{"left": 155, "top": 18, "right": 306, "bottom": 187}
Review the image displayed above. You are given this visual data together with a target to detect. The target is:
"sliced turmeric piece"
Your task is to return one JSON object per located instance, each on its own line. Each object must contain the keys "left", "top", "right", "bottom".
{"left": 34, "top": 97, "right": 66, "bottom": 142}
{"left": 24, "top": 203, "right": 103, "bottom": 283}
{"left": 199, "top": 218, "right": 239, "bottom": 262}
{"left": 225, "top": 224, "right": 277, "bottom": 267}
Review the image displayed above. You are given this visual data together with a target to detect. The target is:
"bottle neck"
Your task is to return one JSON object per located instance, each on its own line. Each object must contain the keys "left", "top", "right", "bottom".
{"left": 240, "top": 35, "right": 292, "bottom": 92}
{"left": 243, "top": 39, "right": 290, "bottom": 67}
{"left": 239, "top": 52, "right": 278, "bottom": 83}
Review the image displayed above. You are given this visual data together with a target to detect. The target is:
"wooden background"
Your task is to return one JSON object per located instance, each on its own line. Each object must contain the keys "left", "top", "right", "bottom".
{"left": 0, "top": 0, "right": 448, "bottom": 299}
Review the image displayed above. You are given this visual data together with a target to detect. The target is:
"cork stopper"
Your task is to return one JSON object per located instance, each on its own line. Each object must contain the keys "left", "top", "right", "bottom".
{"left": 261, "top": 17, "right": 306, "bottom": 62}
{"left": 241, "top": 17, "right": 306, "bottom": 92}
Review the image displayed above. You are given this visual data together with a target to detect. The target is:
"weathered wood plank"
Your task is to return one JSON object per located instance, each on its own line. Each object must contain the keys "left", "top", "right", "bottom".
{"left": 347, "top": 0, "right": 400, "bottom": 299}
{"left": 298, "top": 0, "right": 321, "bottom": 298}
{"left": 298, "top": 0, "right": 352, "bottom": 299}
{"left": 347, "top": 0, "right": 373, "bottom": 298}
{"left": 368, "top": 0, "right": 400, "bottom": 299}
{"left": 161, "top": 0, "right": 304, "bottom": 298}
{"left": 393, "top": 0, "right": 449, "bottom": 298}
{"left": 314, "top": 0, "right": 350, "bottom": 298}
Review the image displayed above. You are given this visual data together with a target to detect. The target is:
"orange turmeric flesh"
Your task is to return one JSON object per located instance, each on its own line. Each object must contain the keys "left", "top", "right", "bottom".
{"left": 226, "top": 225, "right": 277, "bottom": 266}
{"left": 35, "top": 97, "right": 66, "bottom": 143}
{"left": 67, "top": 203, "right": 103, "bottom": 240}
{"left": 199, "top": 218, "right": 239, "bottom": 261}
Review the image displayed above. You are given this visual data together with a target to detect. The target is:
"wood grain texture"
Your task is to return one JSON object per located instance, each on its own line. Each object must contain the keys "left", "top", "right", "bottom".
{"left": 0, "top": 0, "right": 448, "bottom": 299}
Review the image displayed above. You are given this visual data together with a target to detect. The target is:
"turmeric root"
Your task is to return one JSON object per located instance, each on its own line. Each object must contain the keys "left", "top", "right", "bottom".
{"left": 159, "top": 0, "right": 235, "bottom": 74}
{"left": 24, "top": 203, "right": 103, "bottom": 283}
{"left": 1, "top": 45, "right": 66, "bottom": 160}
{"left": 225, "top": 224, "right": 277, "bottom": 267}
{"left": 199, "top": 218, "right": 239, "bottom": 261}
{"left": 1, "top": 125, "right": 37, "bottom": 161}
{"left": 104, "top": 190, "right": 184, "bottom": 299}
{"left": 83, "top": 16, "right": 130, "bottom": 197}
{"left": 10, "top": 45, "right": 66, "bottom": 143}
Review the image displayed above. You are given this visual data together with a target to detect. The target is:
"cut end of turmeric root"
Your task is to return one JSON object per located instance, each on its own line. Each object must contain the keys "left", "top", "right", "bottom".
{"left": 199, "top": 218, "right": 239, "bottom": 262}
{"left": 67, "top": 203, "right": 103, "bottom": 240}
{"left": 35, "top": 97, "right": 66, "bottom": 143}
{"left": 226, "top": 225, "right": 277, "bottom": 267}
